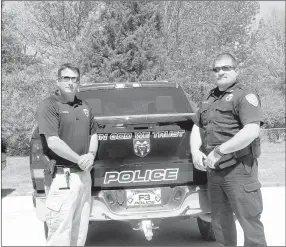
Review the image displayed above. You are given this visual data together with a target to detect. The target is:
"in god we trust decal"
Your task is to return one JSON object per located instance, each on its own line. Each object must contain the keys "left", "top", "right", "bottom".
{"left": 97, "top": 130, "right": 186, "bottom": 158}
{"left": 97, "top": 130, "right": 185, "bottom": 141}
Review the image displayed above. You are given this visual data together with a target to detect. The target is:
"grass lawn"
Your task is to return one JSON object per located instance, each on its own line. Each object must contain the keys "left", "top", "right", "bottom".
{"left": 257, "top": 142, "right": 285, "bottom": 186}
{"left": 1, "top": 142, "right": 285, "bottom": 197}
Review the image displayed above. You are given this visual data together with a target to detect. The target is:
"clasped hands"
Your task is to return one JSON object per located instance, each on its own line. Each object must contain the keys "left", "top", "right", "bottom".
{"left": 77, "top": 153, "right": 95, "bottom": 171}
{"left": 192, "top": 149, "right": 221, "bottom": 172}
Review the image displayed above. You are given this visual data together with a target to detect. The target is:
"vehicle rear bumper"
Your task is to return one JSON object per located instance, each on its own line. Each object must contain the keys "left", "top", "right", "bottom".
{"left": 90, "top": 185, "right": 210, "bottom": 221}
{"left": 33, "top": 185, "right": 211, "bottom": 222}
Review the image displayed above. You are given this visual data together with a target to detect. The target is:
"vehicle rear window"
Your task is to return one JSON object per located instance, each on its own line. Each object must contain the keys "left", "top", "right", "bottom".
{"left": 77, "top": 87, "right": 194, "bottom": 116}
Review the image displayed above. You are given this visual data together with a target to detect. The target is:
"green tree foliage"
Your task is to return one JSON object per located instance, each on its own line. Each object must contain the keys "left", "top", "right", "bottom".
{"left": 239, "top": 9, "right": 285, "bottom": 128}
{"left": 158, "top": 1, "right": 259, "bottom": 104}
{"left": 256, "top": 10, "right": 285, "bottom": 94}
{"left": 1, "top": 64, "right": 57, "bottom": 155}
{"left": 76, "top": 1, "right": 166, "bottom": 83}
{"left": 8, "top": 1, "right": 101, "bottom": 66}
{"left": 1, "top": 3, "right": 51, "bottom": 155}
{"left": 1, "top": 6, "right": 39, "bottom": 72}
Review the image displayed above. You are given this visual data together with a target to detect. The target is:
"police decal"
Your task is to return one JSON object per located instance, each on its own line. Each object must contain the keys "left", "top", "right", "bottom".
{"left": 245, "top": 94, "right": 258, "bottom": 107}
{"left": 133, "top": 139, "right": 151, "bottom": 157}
{"left": 104, "top": 168, "right": 179, "bottom": 184}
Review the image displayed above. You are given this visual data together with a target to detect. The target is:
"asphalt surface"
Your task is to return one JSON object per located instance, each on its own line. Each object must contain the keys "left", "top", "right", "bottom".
{"left": 1, "top": 186, "right": 285, "bottom": 246}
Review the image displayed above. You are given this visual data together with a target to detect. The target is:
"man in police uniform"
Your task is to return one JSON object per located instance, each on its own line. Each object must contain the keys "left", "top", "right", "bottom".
{"left": 37, "top": 64, "right": 98, "bottom": 246}
{"left": 190, "top": 53, "right": 267, "bottom": 246}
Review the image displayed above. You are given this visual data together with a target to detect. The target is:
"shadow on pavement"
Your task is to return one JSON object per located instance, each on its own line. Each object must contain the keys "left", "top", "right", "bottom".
{"left": 1, "top": 188, "right": 16, "bottom": 198}
{"left": 86, "top": 219, "right": 217, "bottom": 246}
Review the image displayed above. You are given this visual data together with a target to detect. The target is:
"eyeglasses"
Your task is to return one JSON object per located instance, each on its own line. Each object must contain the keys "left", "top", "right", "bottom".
{"left": 60, "top": 76, "right": 79, "bottom": 83}
{"left": 211, "top": 66, "right": 235, "bottom": 73}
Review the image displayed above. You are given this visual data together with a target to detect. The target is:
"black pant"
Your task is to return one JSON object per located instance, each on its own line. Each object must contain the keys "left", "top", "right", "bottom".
{"left": 207, "top": 156, "right": 267, "bottom": 246}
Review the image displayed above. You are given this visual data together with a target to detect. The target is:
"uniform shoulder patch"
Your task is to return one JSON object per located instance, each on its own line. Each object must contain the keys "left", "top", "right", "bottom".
{"left": 83, "top": 108, "right": 89, "bottom": 117}
{"left": 245, "top": 94, "right": 258, "bottom": 107}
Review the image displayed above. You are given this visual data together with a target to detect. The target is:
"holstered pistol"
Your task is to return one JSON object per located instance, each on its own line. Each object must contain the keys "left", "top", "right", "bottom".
{"left": 42, "top": 155, "right": 56, "bottom": 190}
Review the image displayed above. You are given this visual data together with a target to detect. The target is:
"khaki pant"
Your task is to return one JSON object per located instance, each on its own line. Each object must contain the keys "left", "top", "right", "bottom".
{"left": 45, "top": 170, "right": 91, "bottom": 246}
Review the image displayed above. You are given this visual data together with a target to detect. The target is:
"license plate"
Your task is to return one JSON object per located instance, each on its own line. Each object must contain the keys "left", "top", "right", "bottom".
{"left": 126, "top": 188, "right": 161, "bottom": 206}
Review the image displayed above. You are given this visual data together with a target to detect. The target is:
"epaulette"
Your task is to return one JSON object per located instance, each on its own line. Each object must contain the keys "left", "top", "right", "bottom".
{"left": 234, "top": 85, "right": 258, "bottom": 97}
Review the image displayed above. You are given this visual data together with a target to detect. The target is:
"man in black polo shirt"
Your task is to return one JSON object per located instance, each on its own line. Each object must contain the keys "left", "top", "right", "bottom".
{"left": 37, "top": 63, "right": 98, "bottom": 246}
{"left": 190, "top": 53, "right": 267, "bottom": 246}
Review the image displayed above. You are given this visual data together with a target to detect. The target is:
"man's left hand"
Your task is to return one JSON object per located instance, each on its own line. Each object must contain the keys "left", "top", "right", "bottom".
{"left": 205, "top": 150, "right": 221, "bottom": 169}
{"left": 78, "top": 153, "right": 94, "bottom": 171}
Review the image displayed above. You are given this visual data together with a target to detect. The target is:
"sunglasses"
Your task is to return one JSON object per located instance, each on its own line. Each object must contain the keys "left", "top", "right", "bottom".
{"left": 60, "top": 76, "right": 79, "bottom": 83}
{"left": 211, "top": 66, "right": 235, "bottom": 73}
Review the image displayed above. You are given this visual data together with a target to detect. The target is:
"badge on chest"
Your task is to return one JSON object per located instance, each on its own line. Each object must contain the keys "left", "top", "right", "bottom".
{"left": 225, "top": 94, "right": 233, "bottom": 101}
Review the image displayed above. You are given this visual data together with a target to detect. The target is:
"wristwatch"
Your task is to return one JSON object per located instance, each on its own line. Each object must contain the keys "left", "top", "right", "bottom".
{"left": 214, "top": 145, "right": 224, "bottom": 157}
{"left": 88, "top": 151, "right": 96, "bottom": 157}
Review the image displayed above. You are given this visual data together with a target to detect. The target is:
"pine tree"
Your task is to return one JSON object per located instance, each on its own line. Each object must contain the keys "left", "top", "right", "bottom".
{"left": 78, "top": 1, "right": 166, "bottom": 83}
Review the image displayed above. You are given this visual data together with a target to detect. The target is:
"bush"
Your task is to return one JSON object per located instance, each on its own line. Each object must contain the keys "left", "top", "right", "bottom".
{"left": 1, "top": 65, "right": 56, "bottom": 156}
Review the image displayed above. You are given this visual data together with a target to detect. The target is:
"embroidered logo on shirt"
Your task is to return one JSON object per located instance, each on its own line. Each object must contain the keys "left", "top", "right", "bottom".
{"left": 60, "top": 111, "right": 69, "bottom": 114}
{"left": 245, "top": 94, "right": 258, "bottom": 107}
{"left": 83, "top": 109, "right": 89, "bottom": 117}
{"left": 225, "top": 94, "right": 233, "bottom": 101}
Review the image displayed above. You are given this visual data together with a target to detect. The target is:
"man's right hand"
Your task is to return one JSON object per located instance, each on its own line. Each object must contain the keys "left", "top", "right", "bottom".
{"left": 191, "top": 150, "right": 207, "bottom": 172}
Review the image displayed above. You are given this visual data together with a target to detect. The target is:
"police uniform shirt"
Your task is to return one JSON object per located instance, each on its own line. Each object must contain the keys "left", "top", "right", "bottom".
{"left": 37, "top": 90, "right": 97, "bottom": 168}
{"left": 195, "top": 82, "right": 262, "bottom": 151}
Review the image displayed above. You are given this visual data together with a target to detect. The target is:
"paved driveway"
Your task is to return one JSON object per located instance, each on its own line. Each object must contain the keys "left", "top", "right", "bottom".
{"left": 1, "top": 186, "right": 285, "bottom": 246}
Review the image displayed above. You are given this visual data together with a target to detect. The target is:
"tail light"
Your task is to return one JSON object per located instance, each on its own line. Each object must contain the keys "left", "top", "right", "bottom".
{"left": 30, "top": 138, "right": 45, "bottom": 191}
{"left": 31, "top": 139, "right": 42, "bottom": 163}
{"left": 173, "top": 189, "right": 183, "bottom": 202}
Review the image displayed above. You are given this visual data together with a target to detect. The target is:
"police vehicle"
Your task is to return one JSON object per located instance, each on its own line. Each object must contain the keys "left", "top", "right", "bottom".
{"left": 30, "top": 81, "right": 215, "bottom": 241}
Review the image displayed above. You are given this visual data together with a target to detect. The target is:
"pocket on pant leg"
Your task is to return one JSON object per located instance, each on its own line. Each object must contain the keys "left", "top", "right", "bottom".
{"left": 46, "top": 192, "right": 67, "bottom": 212}
{"left": 46, "top": 175, "right": 69, "bottom": 212}
{"left": 242, "top": 181, "right": 263, "bottom": 218}
{"left": 45, "top": 189, "right": 69, "bottom": 232}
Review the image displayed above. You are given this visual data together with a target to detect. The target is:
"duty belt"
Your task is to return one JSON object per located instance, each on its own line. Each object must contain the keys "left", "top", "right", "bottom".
{"left": 55, "top": 166, "right": 82, "bottom": 174}
{"left": 213, "top": 145, "right": 253, "bottom": 171}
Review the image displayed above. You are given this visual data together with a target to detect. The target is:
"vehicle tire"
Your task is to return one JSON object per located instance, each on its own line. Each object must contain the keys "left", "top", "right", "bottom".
{"left": 197, "top": 216, "right": 216, "bottom": 241}
{"left": 44, "top": 221, "right": 48, "bottom": 240}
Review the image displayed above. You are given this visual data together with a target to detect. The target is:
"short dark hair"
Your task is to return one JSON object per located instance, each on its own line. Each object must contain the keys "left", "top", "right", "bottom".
{"left": 213, "top": 53, "right": 237, "bottom": 68}
{"left": 57, "top": 63, "right": 80, "bottom": 79}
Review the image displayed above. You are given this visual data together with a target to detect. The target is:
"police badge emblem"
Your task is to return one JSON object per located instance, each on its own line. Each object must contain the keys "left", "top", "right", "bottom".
{"left": 83, "top": 109, "right": 89, "bottom": 117}
{"left": 225, "top": 94, "right": 233, "bottom": 101}
{"left": 133, "top": 139, "right": 151, "bottom": 158}
{"left": 245, "top": 94, "right": 258, "bottom": 107}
